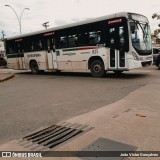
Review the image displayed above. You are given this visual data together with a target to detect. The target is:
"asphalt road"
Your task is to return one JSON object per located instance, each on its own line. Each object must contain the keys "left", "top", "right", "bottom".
{"left": 0, "top": 65, "right": 160, "bottom": 145}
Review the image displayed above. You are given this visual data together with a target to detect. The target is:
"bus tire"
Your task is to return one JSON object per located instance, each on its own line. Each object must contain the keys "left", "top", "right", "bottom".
{"left": 90, "top": 60, "right": 105, "bottom": 78}
{"left": 39, "top": 70, "right": 44, "bottom": 74}
{"left": 56, "top": 70, "right": 61, "bottom": 73}
{"left": 30, "top": 61, "right": 39, "bottom": 74}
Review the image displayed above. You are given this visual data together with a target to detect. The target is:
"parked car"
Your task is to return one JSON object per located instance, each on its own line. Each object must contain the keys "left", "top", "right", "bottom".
{"left": 153, "top": 48, "right": 160, "bottom": 63}
{"left": 155, "top": 54, "right": 160, "bottom": 69}
{"left": 0, "top": 57, "right": 7, "bottom": 67}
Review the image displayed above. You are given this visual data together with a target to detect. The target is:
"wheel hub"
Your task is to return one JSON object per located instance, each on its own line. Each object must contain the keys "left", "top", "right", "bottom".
{"left": 94, "top": 64, "right": 101, "bottom": 72}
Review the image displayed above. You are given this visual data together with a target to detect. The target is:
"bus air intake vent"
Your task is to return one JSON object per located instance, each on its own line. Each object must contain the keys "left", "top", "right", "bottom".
{"left": 19, "top": 122, "right": 92, "bottom": 150}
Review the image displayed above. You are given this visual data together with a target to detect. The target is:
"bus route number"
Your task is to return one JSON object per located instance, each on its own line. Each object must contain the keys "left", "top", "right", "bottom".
{"left": 92, "top": 49, "right": 98, "bottom": 54}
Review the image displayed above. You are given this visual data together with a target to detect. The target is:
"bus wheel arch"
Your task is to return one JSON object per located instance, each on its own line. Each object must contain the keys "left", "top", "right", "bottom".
{"left": 29, "top": 60, "right": 40, "bottom": 74}
{"left": 88, "top": 56, "right": 106, "bottom": 78}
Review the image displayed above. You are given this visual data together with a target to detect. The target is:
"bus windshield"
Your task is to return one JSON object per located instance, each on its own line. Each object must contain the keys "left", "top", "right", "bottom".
{"left": 130, "top": 21, "right": 152, "bottom": 55}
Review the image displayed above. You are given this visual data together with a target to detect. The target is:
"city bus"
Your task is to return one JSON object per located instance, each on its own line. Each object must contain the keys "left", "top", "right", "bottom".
{"left": 5, "top": 12, "right": 152, "bottom": 77}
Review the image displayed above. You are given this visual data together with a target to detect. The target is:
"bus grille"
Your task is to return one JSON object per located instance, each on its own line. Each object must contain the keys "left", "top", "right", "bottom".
{"left": 141, "top": 61, "right": 152, "bottom": 67}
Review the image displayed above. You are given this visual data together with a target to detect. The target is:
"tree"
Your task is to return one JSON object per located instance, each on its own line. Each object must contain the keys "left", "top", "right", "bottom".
{"left": 152, "top": 13, "right": 160, "bottom": 20}
{"left": 152, "top": 13, "right": 160, "bottom": 44}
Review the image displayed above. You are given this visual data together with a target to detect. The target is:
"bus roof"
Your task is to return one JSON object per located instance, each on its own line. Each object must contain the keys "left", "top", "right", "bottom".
{"left": 6, "top": 12, "right": 147, "bottom": 40}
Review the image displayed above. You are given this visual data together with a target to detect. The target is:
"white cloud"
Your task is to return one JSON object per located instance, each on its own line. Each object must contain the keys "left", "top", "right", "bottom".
{"left": 0, "top": 0, "right": 160, "bottom": 38}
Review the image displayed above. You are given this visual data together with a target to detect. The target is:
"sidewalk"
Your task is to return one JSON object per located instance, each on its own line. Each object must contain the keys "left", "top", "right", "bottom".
{"left": 0, "top": 73, "right": 14, "bottom": 82}
{"left": 0, "top": 84, "right": 160, "bottom": 160}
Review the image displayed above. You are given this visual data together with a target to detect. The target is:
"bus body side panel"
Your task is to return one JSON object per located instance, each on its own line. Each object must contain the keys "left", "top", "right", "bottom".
{"left": 24, "top": 51, "right": 48, "bottom": 70}
{"left": 56, "top": 46, "right": 108, "bottom": 71}
{"left": 56, "top": 49, "right": 72, "bottom": 70}
{"left": 7, "top": 57, "right": 19, "bottom": 70}
{"left": 47, "top": 50, "right": 54, "bottom": 69}
{"left": 126, "top": 50, "right": 142, "bottom": 69}
{"left": 7, "top": 55, "right": 24, "bottom": 70}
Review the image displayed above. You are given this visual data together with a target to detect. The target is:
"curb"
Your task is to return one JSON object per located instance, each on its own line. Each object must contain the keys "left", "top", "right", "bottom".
{"left": 0, "top": 74, "right": 15, "bottom": 82}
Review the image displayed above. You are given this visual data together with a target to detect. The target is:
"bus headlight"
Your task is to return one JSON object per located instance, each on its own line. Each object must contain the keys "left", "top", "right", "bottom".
{"left": 146, "top": 56, "right": 152, "bottom": 60}
{"left": 140, "top": 56, "right": 152, "bottom": 61}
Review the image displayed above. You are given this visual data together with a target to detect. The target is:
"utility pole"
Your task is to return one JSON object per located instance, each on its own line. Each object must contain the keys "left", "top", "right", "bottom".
{"left": 0, "top": 30, "right": 6, "bottom": 57}
{"left": 5, "top": 5, "right": 30, "bottom": 34}
{"left": 1, "top": 30, "right": 5, "bottom": 41}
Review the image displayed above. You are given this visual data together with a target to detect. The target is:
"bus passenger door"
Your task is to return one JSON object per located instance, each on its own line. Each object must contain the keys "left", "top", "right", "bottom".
{"left": 107, "top": 19, "right": 128, "bottom": 70}
{"left": 15, "top": 40, "right": 25, "bottom": 69}
{"left": 45, "top": 35, "right": 58, "bottom": 69}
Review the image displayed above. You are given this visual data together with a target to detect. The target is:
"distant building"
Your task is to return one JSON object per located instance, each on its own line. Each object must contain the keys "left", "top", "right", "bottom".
{"left": 0, "top": 39, "right": 5, "bottom": 57}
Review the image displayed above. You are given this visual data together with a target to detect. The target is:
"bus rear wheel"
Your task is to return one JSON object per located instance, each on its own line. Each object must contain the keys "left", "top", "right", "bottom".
{"left": 30, "top": 61, "right": 39, "bottom": 74}
{"left": 90, "top": 60, "right": 105, "bottom": 78}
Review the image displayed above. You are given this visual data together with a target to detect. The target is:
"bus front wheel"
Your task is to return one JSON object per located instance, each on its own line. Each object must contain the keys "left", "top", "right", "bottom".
{"left": 90, "top": 60, "right": 105, "bottom": 78}
{"left": 30, "top": 61, "right": 39, "bottom": 74}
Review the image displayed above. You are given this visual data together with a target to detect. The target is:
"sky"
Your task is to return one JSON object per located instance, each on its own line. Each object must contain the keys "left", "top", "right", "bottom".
{"left": 0, "top": 0, "right": 160, "bottom": 38}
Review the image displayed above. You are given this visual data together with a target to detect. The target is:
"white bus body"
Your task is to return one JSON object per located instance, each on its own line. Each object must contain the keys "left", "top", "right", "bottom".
{"left": 5, "top": 12, "right": 152, "bottom": 77}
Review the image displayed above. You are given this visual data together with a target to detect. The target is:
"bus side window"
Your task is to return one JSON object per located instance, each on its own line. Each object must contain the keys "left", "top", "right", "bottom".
{"left": 89, "top": 31, "right": 101, "bottom": 44}
{"left": 68, "top": 35, "right": 78, "bottom": 47}
{"left": 31, "top": 42, "right": 34, "bottom": 51}
{"left": 17, "top": 42, "right": 23, "bottom": 53}
{"left": 18, "top": 44, "right": 20, "bottom": 53}
{"left": 78, "top": 33, "right": 89, "bottom": 45}
{"left": 9, "top": 47, "right": 14, "bottom": 54}
{"left": 60, "top": 36, "right": 67, "bottom": 48}
{"left": 23, "top": 38, "right": 32, "bottom": 52}
{"left": 6, "top": 41, "right": 14, "bottom": 54}
{"left": 31, "top": 35, "right": 43, "bottom": 52}
{"left": 34, "top": 40, "right": 43, "bottom": 51}
{"left": 38, "top": 40, "right": 42, "bottom": 49}
{"left": 14, "top": 43, "right": 18, "bottom": 53}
